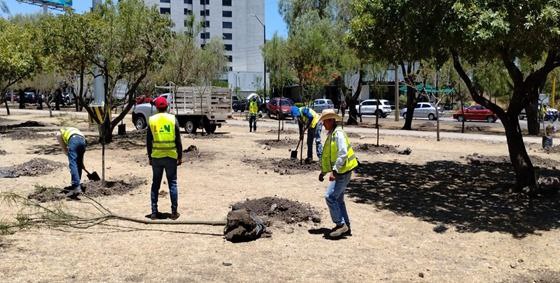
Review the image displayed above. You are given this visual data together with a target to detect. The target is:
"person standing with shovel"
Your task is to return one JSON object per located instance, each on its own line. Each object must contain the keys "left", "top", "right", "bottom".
{"left": 318, "top": 109, "right": 359, "bottom": 238}
{"left": 291, "top": 106, "right": 323, "bottom": 163}
{"left": 57, "top": 127, "right": 88, "bottom": 197}
{"left": 147, "top": 96, "right": 183, "bottom": 220}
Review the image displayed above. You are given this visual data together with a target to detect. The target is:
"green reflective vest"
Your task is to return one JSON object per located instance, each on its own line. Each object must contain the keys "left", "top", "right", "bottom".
{"left": 300, "top": 107, "right": 319, "bottom": 128}
{"left": 321, "top": 127, "right": 358, "bottom": 174}
{"left": 60, "top": 127, "right": 84, "bottom": 145}
{"left": 249, "top": 100, "right": 258, "bottom": 115}
{"left": 149, "top": 113, "right": 178, "bottom": 159}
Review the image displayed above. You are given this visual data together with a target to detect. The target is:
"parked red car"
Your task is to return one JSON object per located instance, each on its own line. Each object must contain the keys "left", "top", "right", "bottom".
{"left": 266, "top": 97, "right": 293, "bottom": 119}
{"left": 453, "top": 105, "right": 498, "bottom": 123}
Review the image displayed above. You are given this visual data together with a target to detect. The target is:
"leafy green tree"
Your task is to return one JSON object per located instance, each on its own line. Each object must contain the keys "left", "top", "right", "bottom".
{"left": 0, "top": 18, "right": 42, "bottom": 115}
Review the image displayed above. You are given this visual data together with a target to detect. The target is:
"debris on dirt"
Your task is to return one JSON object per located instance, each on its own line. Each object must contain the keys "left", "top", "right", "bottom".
{"left": 29, "top": 144, "right": 61, "bottom": 155}
{"left": 224, "top": 208, "right": 269, "bottom": 243}
{"left": 87, "top": 138, "right": 145, "bottom": 151}
{"left": 433, "top": 224, "right": 448, "bottom": 233}
{"left": 544, "top": 145, "right": 560, "bottom": 154}
{"left": 355, "top": 143, "right": 412, "bottom": 155}
{"left": 181, "top": 145, "right": 215, "bottom": 162}
{"left": 0, "top": 121, "right": 47, "bottom": 132}
{"left": 28, "top": 178, "right": 146, "bottom": 202}
{"left": 465, "top": 153, "right": 560, "bottom": 169}
{"left": 232, "top": 197, "right": 321, "bottom": 225}
{"left": 186, "top": 133, "right": 230, "bottom": 139}
{"left": 536, "top": 177, "right": 560, "bottom": 197}
{"left": 464, "top": 125, "right": 491, "bottom": 132}
{"left": 242, "top": 158, "right": 318, "bottom": 175}
{"left": 0, "top": 158, "right": 64, "bottom": 178}
{"left": 266, "top": 129, "right": 297, "bottom": 135}
{"left": 346, "top": 132, "right": 362, "bottom": 139}
{"left": 255, "top": 138, "right": 297, "bottom": 148}
{"left": 1, "top": 129, "right": 55, "bottom": 140}
{"left": 504, "top": 269, "right": 560, "bottom": 283}
{"left": 0, "top": 149, "right": 6, "bottom": 155}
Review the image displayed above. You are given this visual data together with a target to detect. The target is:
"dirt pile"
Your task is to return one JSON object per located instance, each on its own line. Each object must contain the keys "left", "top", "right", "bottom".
{"left": 0, "top": 158, "right": 64, "bottom": 178}
{"left": 1, "top": 129, "right": 55, "bottom": 140}
{"left": 29, "top": 144, "right": 61, "bottom": 155}
{"left": 356, "top": 143, "right": 412, "bottom": 155}
{"left": 186, "top": 133, "right": 230, "bottom": 139}
{"left": 28, "top": 179, "right": 146, "bottom": 202}
{"left": 255, "top": 138, "right": 297, "bottom": 148}
{"left": 223, "top": 209, "right": 269, "bottom": 243}
{"left": 465, "top": 153, "right": 560, "bottom": 169}
{"left": 242, "top": 158, "right": 318, "bottom": 175}
{"left": 232, "top": 197, "right": 321, "bottom": 225}
{"left": 267, "top": 129, "right": 297, "bottom": 135}
{"left": 544, "top": 145, "right": 560, "bottom": 153}
{"left": 0, "top": 121, "right": 46, "bottom": 132}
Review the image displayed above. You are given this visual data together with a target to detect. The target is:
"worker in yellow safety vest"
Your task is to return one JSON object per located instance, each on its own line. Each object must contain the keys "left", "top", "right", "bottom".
{"left": 291, "top": 106, "right": 323, "bottom": 163}
{"left": 249, "top": 97, "right": 258, "bottom": 132}
{"left": 57, "top": 127, "right": 87, "bottom": 197}
{"left": 147, "top": 96, "right": 183, "bottom": 220}
{"left": 318, "top": 109, "right": 359, "bottom": 238}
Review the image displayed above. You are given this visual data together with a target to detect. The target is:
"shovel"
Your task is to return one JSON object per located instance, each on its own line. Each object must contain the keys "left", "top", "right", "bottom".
{"left": 83, "top": 167, "right": 101, "bottom": 181}
{"left": 290, "top": 139, "right": 302, "bottom": 159}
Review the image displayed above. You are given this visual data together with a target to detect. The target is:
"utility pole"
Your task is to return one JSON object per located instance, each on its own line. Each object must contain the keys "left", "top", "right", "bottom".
{"left": 251, "top": 14, "right": 266, "bottom": 101}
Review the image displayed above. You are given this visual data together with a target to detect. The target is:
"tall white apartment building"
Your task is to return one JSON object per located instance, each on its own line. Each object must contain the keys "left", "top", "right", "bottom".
{"left": 144, "top": 0, "right": 266, "bottom": 95}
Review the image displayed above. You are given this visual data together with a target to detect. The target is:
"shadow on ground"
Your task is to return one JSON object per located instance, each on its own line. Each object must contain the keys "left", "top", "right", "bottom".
{"left": 348, "top": 160, "right": 560, "bottom": 238}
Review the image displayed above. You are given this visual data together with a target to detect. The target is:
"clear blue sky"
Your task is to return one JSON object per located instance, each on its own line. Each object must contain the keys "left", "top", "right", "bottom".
{"left": 2, "top": 0, "right": 288, "bottom": 39}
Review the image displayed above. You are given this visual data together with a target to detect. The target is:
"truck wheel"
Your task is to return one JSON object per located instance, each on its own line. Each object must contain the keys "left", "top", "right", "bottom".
{"left": 185, "top": 120, "right": 197, "bottom": 134}
{"left": 204, "top": 124, "right": 217, "bottom": 134}
{"left": 134, "top": 115, "right": 147, "bottom": 130}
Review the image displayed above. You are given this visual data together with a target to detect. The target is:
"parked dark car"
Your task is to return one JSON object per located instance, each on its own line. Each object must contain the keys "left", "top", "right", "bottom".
{"left": 23, "top": 92, "right": 37, "bottom": 104}
{"left": 266, "top": 97, "right": 293, "bottom": 119}
{"left": 232, "top": 95, "right": 248, "bottom": 112}
{"left": 453, "top": 105, "right": 497, "bottom": 123}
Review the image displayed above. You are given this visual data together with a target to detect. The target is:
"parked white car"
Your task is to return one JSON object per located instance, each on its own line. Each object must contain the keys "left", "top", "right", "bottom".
{"left": 356, "top": 99, "right": 393, "bottom": 118}
{"left": 401, "top": 102, "right": 442, "bottom": 120}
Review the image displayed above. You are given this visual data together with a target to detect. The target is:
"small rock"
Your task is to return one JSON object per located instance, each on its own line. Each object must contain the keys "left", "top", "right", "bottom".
{"left": 270, "top": 203, "right": 278, "bottom": 212}
{"left": 284, "top": 227, "right": 294, "bottom": 234}
{"left": 264, "top": 171, "right": 267, "bottom": 174}
{"left": 510, "top": 264, "right": 517, "bottom": 269}
{"left": 222, "top": 262, "right": 232, "bottom": 266}
{"left": 418, "top": 272, "right": 424, "bottom": 278}
{"left": 518, "top": 259, "right": 524, "bottom": 263}
{"left": 433, "top": 224, "right": 448, "bottom": 233}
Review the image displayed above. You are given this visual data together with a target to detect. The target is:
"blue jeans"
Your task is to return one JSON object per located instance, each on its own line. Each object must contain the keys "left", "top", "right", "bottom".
{"left": 67, "top": 135, "right": 86, "bottom": 189}
{"left": 151, "top": 157, "right": 178, "bottom": 214}
{"left": 249, "top": 115, "right": 257, "bottom": 132}
{"left": 325, "top": 172, "right": 352, "bottom": 226}
{"left": 307, "top": 122, "right": 323, "bottom": 160}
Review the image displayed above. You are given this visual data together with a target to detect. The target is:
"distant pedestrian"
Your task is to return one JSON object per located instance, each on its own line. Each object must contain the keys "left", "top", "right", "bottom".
{"left": 37, "top": 94, "right": 44, "bottom": 110}
{"left": 318, "top": 109, "right": 359, "bottom": 238}
{"left": 57, "top": 127, "right": 87, "bottom": 197}
{"left": 18, "top": 90, "right": 25, "bottom": 109}
{"left": 249, "top": 97, "right": 258, "bottom": 132}
{"left": 147, "top": 96, "right": 183, "bottom": 220}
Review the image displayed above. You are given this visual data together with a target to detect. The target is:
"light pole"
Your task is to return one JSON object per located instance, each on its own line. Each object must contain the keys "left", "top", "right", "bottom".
{"left": 250, "top": 14, "right": 266, "bottom": 102}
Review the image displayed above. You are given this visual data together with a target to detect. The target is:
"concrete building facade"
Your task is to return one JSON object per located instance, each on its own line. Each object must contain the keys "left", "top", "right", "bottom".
{"left": 144, "top": 0, "right": 266, "bottom": 96}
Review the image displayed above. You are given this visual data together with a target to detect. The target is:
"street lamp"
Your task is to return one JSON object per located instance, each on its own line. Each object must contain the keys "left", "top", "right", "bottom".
{"left": 250, "top": 13, "right": 266, "bottom": 102}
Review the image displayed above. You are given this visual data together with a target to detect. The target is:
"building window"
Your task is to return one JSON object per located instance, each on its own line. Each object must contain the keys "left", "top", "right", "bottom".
{"left": 160, "top": 7, "right": 171, "bottom": 14}
{"left": 224, "top": 44, "right": 232, "bottom": 51}
{"left": 223, "top": 33, "right": 232, "bottom": 40}
{"left": 226, "top": 55, "right": 233, "bottom": 62}
{"left": 227, "top": 66, "right": 233, "bottom": 71}
{"left": 222, "top": 10, "right": 232, "bottom": 17}
{"left": 160, "top": 0, "right": 170, "bottom": 3}
{"left": 200, "top": 32, "right": 210, "bottom": 39}
{"left": 222, "top": 0, "right": 231, "bottom": 6}
{"left": 184, "top": 9, "right": 192, "bottom": 15}
{"left": 222, "top": 22, "right": 232, "bottom": 29}
{"left": 200, "top": 10, "right": 209, "bottom": 16}
{"left": 200, "top": 0, "right": 209, "bottom": 4}
{"left": 201, "top": 44, "right": 206, "bottom": 49}
{"left": 201, "top": 20, "right": 210, "bottom": 28}
{"left": 184, "top": 0, "right": 192, "bottom": 3}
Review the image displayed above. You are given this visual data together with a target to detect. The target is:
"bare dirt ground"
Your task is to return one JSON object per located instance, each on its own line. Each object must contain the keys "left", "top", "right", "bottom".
{"left": 0, "top": 111, "right": 559, "bottom": 282}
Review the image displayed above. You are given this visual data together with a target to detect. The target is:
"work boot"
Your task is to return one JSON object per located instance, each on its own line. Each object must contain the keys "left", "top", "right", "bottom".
{"left": 304, "top": 158, "right": 312, "bottom": 164}
{"left": 65, "top": 186, "right": 82, "bottom": 197}
{"left": 170, "top": 212, "right": 181, "bottom": 220}
{"left": 149, "top": 212, "right": 158, "bottom": 220}
{"left": 329, "top": 223, "right": 349, "bottom": 238}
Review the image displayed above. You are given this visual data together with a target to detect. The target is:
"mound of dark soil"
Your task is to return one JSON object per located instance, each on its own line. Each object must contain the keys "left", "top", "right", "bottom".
{"left": 87, "top": 138, "right": 145, "bottom": 151}
{"left": 186, "top": 133, "right": 230, "bottom": 139}
{"left": 28, "top": 179, "right": 146, "bottom": 203}
{"left": 255, "top": 138, "right": 297, "bottom": 148}
{"left": 465, "top": 153, "right": 560, "bottom": 169}
{"left": 2, "top": 130, "right": 55, "bottom": 140}
{"left": 29, "top": 144, "right": 61, "bottom": 155}
{"left": 0, "top": 121, "right": 47, "bottom": 132}
{"left": 0, "top": 158, "right": 64, "bottom": 178}
{"left": 355, "top": 143, "right": 412, "bottom": 155}
{"left": 266, "top": 129, "right": 297, "bottom": 135}
{"left": 232, "top": 197, "right": 321, "bottom": 225}
{"left": 242, "top": 158, "right": 318, "bottom": 175}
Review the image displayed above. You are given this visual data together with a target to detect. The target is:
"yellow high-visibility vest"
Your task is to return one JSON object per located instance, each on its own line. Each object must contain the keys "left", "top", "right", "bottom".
{"left": 249, "top": 101, "right": 258, "bottom": 115}
{"left": 300, "top": 107, "right": 319, "bottom": 128}
{"left": 321, "top": 127, "right": 358, "bottom": 174}
{"left": 60, "top": 127, "right": 84, "bottom": 145}
{"left": 149, "top": 113, "right": 178, "bottom": 159}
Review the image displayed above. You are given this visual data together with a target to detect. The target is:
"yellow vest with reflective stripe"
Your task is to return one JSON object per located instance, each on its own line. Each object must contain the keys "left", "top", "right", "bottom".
{"left": 321, "top": 127, "right": 358, "bottom": 174}
{"left": 300, "top": 107, "right": 319, "bottom": 128}
{"left": 249, "top": 101, "right": 258, "bottom": 115}
{"left": 149, "top": 113, "right": 178, "bottom": 159}
{"left": 60, "top": 127, "right": 84, "bottom": 145}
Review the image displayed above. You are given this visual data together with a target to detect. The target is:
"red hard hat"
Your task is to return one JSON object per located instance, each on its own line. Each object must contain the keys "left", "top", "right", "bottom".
{"left": 154, "top": 96, "right": 168, "bottom": 109}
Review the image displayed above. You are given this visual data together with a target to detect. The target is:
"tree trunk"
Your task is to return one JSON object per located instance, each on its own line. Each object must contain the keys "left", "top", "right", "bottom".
{"left": 3, "top": 98, "right": 10, "bottom": 115}
{"left": 525, "top": 100, "right": 539, "bottom": 135}
{"left": 502, "top": 114, "right": 538, "bottom": 191}
{"left": 346, "top": 70, "right": 363, "bottom": 125}
{"left": 402, "top": 84, "right": 416, "bottom": 130}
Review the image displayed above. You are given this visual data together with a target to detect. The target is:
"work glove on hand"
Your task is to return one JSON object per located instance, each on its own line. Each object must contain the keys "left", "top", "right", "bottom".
{"left": 177, "top": 158, "right": 182, "bottom": 166}
{"left": 318, "top": 173, "right": 324, "bottom": 182}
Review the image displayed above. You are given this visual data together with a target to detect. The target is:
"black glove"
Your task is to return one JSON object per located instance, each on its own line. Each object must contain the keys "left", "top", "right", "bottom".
{"left": 318, "top": 173, "right": 324, "bottom": 182}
